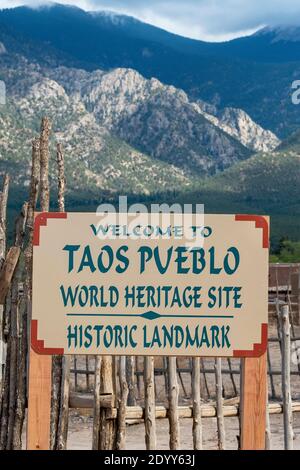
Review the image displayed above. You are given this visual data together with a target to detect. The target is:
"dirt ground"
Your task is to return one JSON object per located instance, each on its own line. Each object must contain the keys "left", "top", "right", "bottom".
{"left": 21, "top": 409, "right": 300, "bottom": 450}
{"left": 66, "top": 411, "right": 300, "bottom": 450}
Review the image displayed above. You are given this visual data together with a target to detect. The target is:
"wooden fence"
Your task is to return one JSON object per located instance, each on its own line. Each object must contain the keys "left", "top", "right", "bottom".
{"left": 0, "top": 117, "right": 299, "bottom": 450}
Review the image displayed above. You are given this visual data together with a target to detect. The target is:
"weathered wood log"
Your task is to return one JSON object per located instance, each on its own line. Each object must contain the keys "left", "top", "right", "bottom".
{"left": 54, "top": 144, "right": 70, "bottom": 451}
{"left": 71, "top": 391, "right": 113, "bottom": 409}
{"left": 6, "top": 276, "right": 19, "bottom": 449}
{"left": 167, "top": 357, "right": 180, "bottom": 450}
{"left": 12, "top": 291, "right": 27, "bottom": 450}
{"left": 27, "top": 139, "right": 40, "bottom": 228}
{"left": 74, "top": 356, "right": 78, "bottom": 390}
{"left": 67, "top": 392, "right": 300, "bottom": 418}
{"left": 116, "top": 356, "right": 128, "bottom": 450}
{"left": 85, "top": 356, "right": 90, "bottom": 391}
{"left": 144, "top": 356, "right": 156, "bottom": 450}
{"left": 0, "top": 247, "right": 21, "bottom": 305}
{"left": 0, "top": 174, "right": 9, "bottom": 415}
{"left": 39, "top": 128, "right": 62, "bottom": 452}
{"left": 98, "top": 356, "right": 116, "bottom": 450}
{"left": 10, "top": 204, "right": 28, "bottom": 450}
{"left": 56, "top": 356, "right": 70, "bottom": 450}
{"left": 39, "top": 117, "right": 51, "bottom": 213}
{"left": 48, "top": 140, "right": 65, "bottom": 450}
{"left": 68, "top": 400, "right": 300, "bottom": 421}
{"left": 51, "top": 355, "right": 62, "bottom": 449}
{"left": 56, "top": 143, "right": 65, "bottom": 213}
{"left": 92, "top": 356, "right": 102, "bottom": 450}
{"left": 191, "top": 357, "right": 202, "bottom": 450}
{"left": 1, "top": 203, "right": 28, "bottom": 450}
{"left": 126, "top": 356, "right": 136, "bottom": 406}
{"left": 280, "top": 304, "right": 294, "bottom": 450}
{"left": 136, "top": 357, "right": 142, "bottom": 399}
{"left": 0, "top": 323, "right": 10, "bottom": 449}
{"left": 215, "top": 358, "right": 226, "bottom": 450}
{"left": 0, "top": 174, "right": 9, "bottom": 270}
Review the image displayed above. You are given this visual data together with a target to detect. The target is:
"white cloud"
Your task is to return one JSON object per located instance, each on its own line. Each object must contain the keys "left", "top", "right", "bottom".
{"left": 0, "top": 0, "right": 300, "bottom": 41}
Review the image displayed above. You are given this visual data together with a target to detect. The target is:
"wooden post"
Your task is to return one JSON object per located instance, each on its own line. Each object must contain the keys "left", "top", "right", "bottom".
{"left": 167, "top": 356, "right": 180, "bottom": 450}
{"left": 92, "top": 356, "right": 102, "bottom": 450}
{"left": 280, "top": 304, "right": 293, "bottom": 450}
{"left": 99, "top": 356, "right": 116, "bottom": 450}
{"left": 144, "top": 356, "right": 156, "bottom": 450}
{"left": 27, "top": 352, "right": 52, "bottom": 450}
{"left": 56, "top": 355, "right": 70, "bottom": 450}
{"left": 240, "top": 352, "right": 267, "bottom": 450}
{"left": 215, "top": 358, "right": 226, "bottom": 450}
{"left": 27, "top": 118, "right": 52, "bottom": 450}
{"left": 116, "top": 356, "right": 128, "bottom": 450}
{"left": 126, "top": 356, "right": 136, "bottom": 406}
{"left": 55, "top": 143, "right": 70, "bottom": 451}
{"left": 0, "top": 174, "right": 9, "bottom": 408}
{"left": 191, "top": 357, "right": 202, "bottom": 450}
{"left": 0, "top": 174, "right": 9, "bottom": 270}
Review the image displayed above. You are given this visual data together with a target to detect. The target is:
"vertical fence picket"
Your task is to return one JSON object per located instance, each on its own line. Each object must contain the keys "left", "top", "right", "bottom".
{"left": 167, "top": 357, "right": 180, "bottom": 450}
{"left": 215, "top": 358, "right": 226, "bottom": 450}
{"left": 117, "top": 357, "right": 128, "bottom": 450}
{"left": 144, "top": 356, "right": 156, "bottom": 450}
{"left": 191, "top": 357, "right": 202, "bottom": 450}
{"left": 92, "top": 356, "right": 102, "bottom": 450}
{"left": 280, "top": 304, "right": 293, "bottom": 450}
{"left": 126, "top": 356, "right": 136, "bottom": 406}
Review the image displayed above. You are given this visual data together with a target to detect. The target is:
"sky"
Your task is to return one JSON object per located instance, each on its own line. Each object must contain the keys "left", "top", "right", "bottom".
{"left": 0, "top": 0, "right": 300, "bottom": 41}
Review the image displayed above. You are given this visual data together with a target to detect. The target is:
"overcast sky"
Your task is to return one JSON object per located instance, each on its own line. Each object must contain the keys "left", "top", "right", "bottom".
{"left": 0, "top": 0, "right": 300, "bottom": 41}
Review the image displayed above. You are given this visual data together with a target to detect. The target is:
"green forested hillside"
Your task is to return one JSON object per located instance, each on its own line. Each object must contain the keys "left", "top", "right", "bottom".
{"left": 137, "top": 150, "right": 300, "bottom": 251}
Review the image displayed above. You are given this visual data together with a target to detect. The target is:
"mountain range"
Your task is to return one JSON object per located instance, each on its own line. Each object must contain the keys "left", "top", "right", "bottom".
{"left": 0, "top": 4, "right": 300, "bottom": 248}
{"left": 1, "top": 4, "right": 300, "bottom": 137}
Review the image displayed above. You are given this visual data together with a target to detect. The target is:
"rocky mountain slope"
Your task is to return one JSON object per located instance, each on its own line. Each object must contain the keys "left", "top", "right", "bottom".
{"left": 0, "top": 48, "right": 280, "bottom": 199}
{"left": 0, "top": 59, "right": 192, "bottom": 199}
{"left": 47, "top": 66, "right": 279, "bottom": 169}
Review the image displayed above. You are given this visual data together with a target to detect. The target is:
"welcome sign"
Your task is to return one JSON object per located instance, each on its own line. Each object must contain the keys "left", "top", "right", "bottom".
{"left": 31, "top": 212, "right": 268, "bottom": 357}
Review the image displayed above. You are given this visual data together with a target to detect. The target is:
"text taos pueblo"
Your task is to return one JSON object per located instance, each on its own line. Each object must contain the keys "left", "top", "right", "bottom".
{"left": 31, "top": 212, "right": 268, "bottom": 357}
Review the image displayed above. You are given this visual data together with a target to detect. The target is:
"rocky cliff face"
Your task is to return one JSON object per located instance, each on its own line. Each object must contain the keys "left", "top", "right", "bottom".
{"left": 195, "top": 101, "right": 280, "bottom": 152}
{"left": 48, "top": 66, "right": 280, "bottom": 173}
